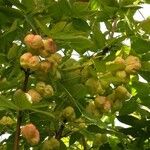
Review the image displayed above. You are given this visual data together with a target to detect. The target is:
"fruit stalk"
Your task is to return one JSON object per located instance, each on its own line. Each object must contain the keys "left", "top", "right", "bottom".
{"left": 55, "top": 119, "right": 67, "bottom": 140}
{"left": 13, "top": 68, "right": 30, "bottom": 150}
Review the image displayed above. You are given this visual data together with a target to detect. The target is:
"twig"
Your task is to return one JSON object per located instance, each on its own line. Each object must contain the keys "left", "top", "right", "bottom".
{"left": 82, "top": 136, "right": 87, "bottom": 150}
{"left": 109, "top": 18, "right": 117, "bottom": 38}
{"left": 138, "top": 10, "right": 145, "bottom": 20}
{"left": 13, "top": 68, "right": 30, "bottom": 150}
{"left": 55, "top": 119, "right": 67, "bottom": 140}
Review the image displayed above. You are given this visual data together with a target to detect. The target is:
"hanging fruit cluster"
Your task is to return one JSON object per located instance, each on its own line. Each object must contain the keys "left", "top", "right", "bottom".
{"left": 85, "top": 55, "right": 141, "bottom": 117}
{"left": 18, "top": 34, "right": 62, "bottom": 146}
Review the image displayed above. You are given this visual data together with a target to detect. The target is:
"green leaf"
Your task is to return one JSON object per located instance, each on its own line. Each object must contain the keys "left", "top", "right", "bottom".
{"left": 119, "top": 97, "right": 138, "bottom": 115}
{"left": 1, "top": 20, "right": 18, "bottom": 38}
{"left": 0, "top": 95, "right": 18, "bottom": 110}
{"left": 119, "top": 127, "right": 146, "bottom": 138}
{"left": 0, "top": 6, "right": 24, "bottom": 18}
{"left": 117, "top": 115, "right": 146, "bottom": 128}
{"left": 21, "top": 0, "right": 35, "bottom": 11}
{"left": 97, "top": 11, "right": 111, "bottom": 21}
{"left": 141, "top": 52, "right": 150, "bottom": 61}
{"left": 50, "top": 21, "right": 67, "bottom": 34}
{"left": 132, "top": 81, "right": 150, "bottom": 97}
{"left": 54, "top": 33, "right": 94, "bottom": 53}
{"left": 0, "top": 53, "right": 7, "bottom": 63}
{"left": 13, "top": 89, "right": 32, "bottom": 110}
{"left": 72, "top": 18, "right": 90, "bottom": 32}
{"left": 34, "top": 18, "right": 51, "bottom": 36}
{"left": 91, "top": 25, "right": 106, "bottom": 49}
{"left": 71, "top": 83, "right": 87, "bottom": 99}
{"left": 72, "top": 2, "right": 89, "bottom": 17}
{"left": 131, "top": 37, "right": 150, "bottom": 54}
{"left": 141, "top": 61, "right": 150, "bottom": 72}
{"left": 106, "top": 63, "right": 125, "bottom": 72}
{"left": 87, "top": 124, "right": 105, "bottom": 133}
{"left": 69, "top": 132, "right": 83, "bottom": 146}
{"left": 7, "top": 43, "right": 20, "bottom": 59}
{"left": 139, "top": 71, "right": 150, "bottom": 82}
{"left": 59, "top": 140, "right": 67, "bottom": 150}
{"left": 140, "top": 18, "right": 150, "bottom": 33}
{"left": 29, "top": 108, "right": 55, "bottom": 119}
{"left": 94, "top": 60, "right": 106, "bottom": 72}
{"left": 0, "top": 79, "right": 19, "bottom": 91}
{"left": 101, "top": 0, "right": 118, "bottom": 7}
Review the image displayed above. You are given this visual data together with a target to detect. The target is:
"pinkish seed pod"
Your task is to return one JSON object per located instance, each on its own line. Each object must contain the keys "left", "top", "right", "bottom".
{"left": 125, "top": 55, "right": 141, "bottom": 74}
{"left": 20, "top": 52, "right": 32, "bottom": 68}
{"left": 43, "top": 38, "right": 57, "bottom": 54}
{"left": 43, "top": 85, "right": 54, "bottom": 97}
{"left": 28, "top": 89, "right": 42, "bottom": 103}
{"left": 24, "top": 34, "right": 44, "bottom": 49}
{"left": 94, "top": 96, "right": 106, "bottom": 109}
{"left": 21, "top": 123, "right": 40, "bottom": 145}
{"left": 24, "top": 34, "right": 34, "bottom": 46}
{"left": 103, "top": 100, "right": 111, "bottom": 112}
{"left": 28, "top": 56, "right": 40, "bottom": 70}
{"left": 39, "top": 61, "right": 51, "bottom": 73}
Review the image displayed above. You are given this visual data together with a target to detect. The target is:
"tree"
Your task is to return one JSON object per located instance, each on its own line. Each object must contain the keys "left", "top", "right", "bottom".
{"left": 0, "top": 0, "right": 150, "bottom": 149}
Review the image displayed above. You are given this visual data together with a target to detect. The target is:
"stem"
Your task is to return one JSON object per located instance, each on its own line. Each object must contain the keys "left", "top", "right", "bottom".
{"left": 82, "top": 136, "right": 87, "bottom": 150}
{"left": 55, "top": 120, "right": 66, "bottom": 140}
{"left": 13, "top": 68, "right": 30, "bottom": 150}
{"left": 13, "top": 111, "right": 22, "bottom": 150}
{"left": 109, "top": 18, "right": 117, "bottom": 38}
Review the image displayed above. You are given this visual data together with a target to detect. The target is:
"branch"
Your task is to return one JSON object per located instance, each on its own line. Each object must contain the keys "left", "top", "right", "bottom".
{"left": 55, "top": 119, "right": 67, "bottom": 140}
{"left": 109, "top": 18, "right": 117, "bottom": 38}
{"left": 82, "top": 136, "right": 87, "bottom": 150}
{"left": 13, "top": 68, "right": 30, "bottom": 150}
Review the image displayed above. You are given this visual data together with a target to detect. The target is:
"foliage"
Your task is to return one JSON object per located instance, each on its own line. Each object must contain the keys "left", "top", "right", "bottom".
{"left": 0, "top": 0, "right": 150, "bottom": 150}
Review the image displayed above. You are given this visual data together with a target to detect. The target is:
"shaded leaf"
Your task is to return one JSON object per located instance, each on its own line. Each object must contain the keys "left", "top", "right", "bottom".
{"left": 0, "top": 95, "right": 18, "bottom": 110}
{"left": 140, "top": 18, "right": 150, "bottom": 33}
{"left": 69, "top": 132, "right": 82, "bottom": 146}
{"left": 13, "top": 89, "right": 32, "bottom": 110}
{"left": 131, "top": 37, "right": 150, "bottom": 54}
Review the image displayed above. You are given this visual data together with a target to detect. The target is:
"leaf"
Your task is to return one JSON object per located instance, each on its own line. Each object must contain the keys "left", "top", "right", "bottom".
{"left": 117, "top": 115, "right": 146, "bottom": 128}
{"left": 119, "top": 127, "right": 146, "bottom": 138}
{"left": 13, "top": 89, "right": 32, "bottom": 110}
{"left": 0, "top": 79, "right": 19, "bottom": 91}
{"left": 69, "top": 132, "right": 83, "bottom": 146}
{"left": 54, "top": 33, "right": 94, "bottom": 53}
{"left": 7, "top": 43, "right": 20, "bottom": 59}
{"left": 29, "top": 108, "right": 55, "bottom": 119}
{"left": 141, "top": 61, "right": 150, "bottom": 72}
{"left": 106, "top": 63, "right": 125, "bottom": 71}
{"left": 59, "top": 140, "right": 67, "bottom": 150}
{"left": 50, "top": 21, "right": 67, "bottom": 34}
{"left": 34, "top": 18, "right": 51, "bottom": 36}
{"left": 141, "top": 52, "right": 150, "bottom": 61}
{"left": 132, "top": 81, "right": 150, "bottom": 97}
{"left": 91, "top": 24, "right": 106, "bottom": 49}
{"left": 94, "top": 60, "right": 106, "bottom": 72}
{"left": 140, "top": 18, "right": 150, "bottom": 33}
{"left": 71, "top": 84, "right": 87, "bottom": 99}
{"left": 139, "top": 71, "right": 150, "bottom": 82}
{"left": 119, "top": 97, "right": 138, "bottom": 115}
{"left": 0, "top": 6, "right": 24, "bottom": 18}
{"left": 87, "top": 124, "right": 106, "bottom": 133}
{"left": 21, "top": 0, "right": 35, "bottom": 11}
{"left": 0, "top": 95, "right": 18, "bottom": 110}
{"left": 131, "top": 37, "right": 150, "bottom": 54}
{"left": 1, "top": 20, "right": 18, "bottom": 38}
{"left": 97, "top": 11, "right": 111, "bottom": 21}
{"left": 72, "top": 2, "right": 89, "bottom": 17}
{"left": 72, "top": 18, "right": 90, "bottom": 32}
{"left": 0, "top": 53, "right": 7, "bottom": 63}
